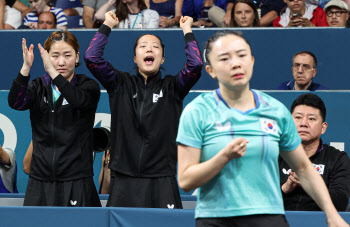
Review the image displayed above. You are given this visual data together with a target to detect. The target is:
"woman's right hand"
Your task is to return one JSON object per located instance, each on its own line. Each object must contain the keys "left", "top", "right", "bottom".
{"left": 20, "top": 38, "right": 34, "bottom": 76}
{"left": 104, "top": 11, "right": 119, "bottom": 29}
{"left": 223, "top": 137, "right": 249, "bottom": 160}
{"left": 179, "top": 16, "right": 193, "bottom": 35}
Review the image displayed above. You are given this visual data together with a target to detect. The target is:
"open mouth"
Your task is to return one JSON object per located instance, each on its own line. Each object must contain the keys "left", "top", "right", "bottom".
{"left": 144, "top": 56, "right": 154, "bottom": 65}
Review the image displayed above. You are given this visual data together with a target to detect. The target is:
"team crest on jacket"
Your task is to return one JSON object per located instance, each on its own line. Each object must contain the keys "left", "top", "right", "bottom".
{"left": 313, "top": 164, "right": 325, "bottom": 175}
{"left": 153, "top": 90, "right": 163, "bottom": 103}
{"left": 260, "top": 118, "right": 278, "bottom": 135}
{"left": 62, "top": 98, "right": 69, "bottom": 105}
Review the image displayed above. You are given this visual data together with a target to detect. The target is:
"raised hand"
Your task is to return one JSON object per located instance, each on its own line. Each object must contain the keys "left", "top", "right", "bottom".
{"left": 38, "top": 43, "right": 57, "bottom": 79}
{"left": 20, "top": 38, "right": 34, "bottom": 76}
{"left": 104, "top": 11, "right": 119, "bottom": 29}
{"left": 180, "top": 16, "right": 193, "bottom": 35}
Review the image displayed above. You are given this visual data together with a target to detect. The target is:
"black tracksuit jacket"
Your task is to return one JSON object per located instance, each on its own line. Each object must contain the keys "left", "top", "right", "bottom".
{"left": 279, "top": 143, "right": 350, "bottom": 211}
{"left": 84, "top": 25, "right": 203, "bottom": 177}
{"left": 8, "top": 73, "right": 100, "bottom": 181}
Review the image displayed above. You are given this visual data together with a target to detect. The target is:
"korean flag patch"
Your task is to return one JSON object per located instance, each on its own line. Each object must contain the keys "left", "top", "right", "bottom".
{"left": 313, "top": 164, "right": 325, "bottom": 175}
{"left": 260, "top": 118, "right": 278, "bottom": 135}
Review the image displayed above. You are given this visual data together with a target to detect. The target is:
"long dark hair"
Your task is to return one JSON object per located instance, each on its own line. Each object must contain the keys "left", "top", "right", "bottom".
{"left": 115, "top": 0, "right": 148, "bottom": 22}
{"left": 231, "top": 0, "right": 260, "bottom": 27}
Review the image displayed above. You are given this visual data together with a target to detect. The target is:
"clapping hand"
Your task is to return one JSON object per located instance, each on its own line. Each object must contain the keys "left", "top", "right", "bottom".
{"left": 20, "top": 38, "right": 34, "bottom": 76}
{"left": 38, "top": 43, "right": 57, "bottom": 78}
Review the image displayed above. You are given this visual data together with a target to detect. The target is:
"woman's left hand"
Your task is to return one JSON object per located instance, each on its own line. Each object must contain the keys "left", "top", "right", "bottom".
{"left": 180, "top": 16, "right": 193, "bottom": 34}
{"left": 38, "top": 43, "right": 58, "bottom": 79}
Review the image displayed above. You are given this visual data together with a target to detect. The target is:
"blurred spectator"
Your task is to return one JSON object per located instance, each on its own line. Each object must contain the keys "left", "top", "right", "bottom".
{"left": 0, "top": 0, "right": 22, "bottom": 29}
{"left": 182, "top": 0, "right": 227, "bottom": 27}
{"left": 280, "top": 93, "right": 350, "bottom": 211}
{"left": 277, "top": 51, "right": 327, "bottom": 91}
{"left": 0, "top": 144, "right": 18, "bottom": 193}
{"left": 37, "top": 11, "right": 57, "bottom": 28}
{"left": 24, "top": 0, "right": 67, "bottom": 30}
{"left": 324, "top": 0, "right": 349, "bottom": 27}
{"left": 4, "top": 0, "right": 31, "bottom": 19}
{"left": 209, "top": 0, "right": 286, "bottom": 27}
{"left": 92, "top": 0, "right": 115, "bottom": 24}
{"left": 83, "top": 0, "right": 113, "bottom": 28}
{"left": 259, "top": 0, "right": 286, "bottom": 26}
{"left": 229, "top": 0, "right": 259, "bottom": 27}
{"left": 94, "top": 0, "right": 159, "bottom": 28}
{"left": 59, "top": 0, "right": 83, "bottom": 16}
{"left": 208, "top": 0, "right": 234, "bottom": 27}
{"left": 145, "top": 0, "right": 183, "bottom": 28}
{"left": 273, "top": 0, "right": 328, "bottom": 27}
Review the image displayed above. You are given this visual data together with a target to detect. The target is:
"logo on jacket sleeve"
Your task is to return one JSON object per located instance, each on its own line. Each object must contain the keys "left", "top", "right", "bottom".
{"left": 313, "top": 164, "right": 325, "bottom": 175}
{"left": 260, "top": 118, "right": 278, "bottom": 135}
{"left": 62, "top": 98, "right": 69, "bottom": 106}
{"left": 153, "top": 90, "right": 163, "bottom": 103}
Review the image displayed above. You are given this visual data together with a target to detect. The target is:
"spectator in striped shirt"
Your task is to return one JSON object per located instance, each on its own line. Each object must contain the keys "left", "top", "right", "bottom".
{"left": 24, "top": 0, "right": 67, "bottom": 30}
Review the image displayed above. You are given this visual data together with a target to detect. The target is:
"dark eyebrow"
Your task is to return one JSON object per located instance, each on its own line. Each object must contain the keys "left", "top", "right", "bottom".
{"left": 295, "top": 112, "right": 317, "bottom": 116}
{"left": 51, "top": 51, "right": 73, "bottom": 54}
{"left": 217, "top": 49, "right": 247, "bottom": 57}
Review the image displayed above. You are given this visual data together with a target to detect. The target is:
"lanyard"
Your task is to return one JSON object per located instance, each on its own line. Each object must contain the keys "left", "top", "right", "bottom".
{"left": 130, "top": 12, "right": 142, "bottom": 29}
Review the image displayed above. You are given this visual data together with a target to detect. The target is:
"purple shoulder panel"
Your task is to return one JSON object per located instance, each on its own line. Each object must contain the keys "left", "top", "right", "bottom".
{"left": 84, "top": 32, "right": 117, "bottom": 88}
{"left": 177, "top": 40, "right": 204, "bottom": 92}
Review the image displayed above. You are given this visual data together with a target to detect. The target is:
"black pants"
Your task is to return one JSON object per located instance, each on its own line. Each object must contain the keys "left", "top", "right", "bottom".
{"left": 196, "top": 214, "right": 289, "bottom": 227}
{"left": 107, "top": 171, "right": 182, "bottom": 208}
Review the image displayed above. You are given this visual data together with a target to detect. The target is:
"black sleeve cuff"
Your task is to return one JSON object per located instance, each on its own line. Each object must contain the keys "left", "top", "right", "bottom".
{"left": 15, "top": 72, "right": 30, "bottom": 85}
{"left": 98, "top": 24, "right": 112, "bottom": 37}
{"left": 52, "top": 74, "right": 68, "bottom": 89}
{"left": 184, "top": 32, "right": 196, "bottom": 44}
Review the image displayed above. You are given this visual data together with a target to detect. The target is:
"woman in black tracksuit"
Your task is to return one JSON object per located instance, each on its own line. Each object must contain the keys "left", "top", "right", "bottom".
{"left": 84, "top": 12, "right": 203, "bottom": 208}
{"left": 8, "top": 31, "right": 101, "bottom": 206}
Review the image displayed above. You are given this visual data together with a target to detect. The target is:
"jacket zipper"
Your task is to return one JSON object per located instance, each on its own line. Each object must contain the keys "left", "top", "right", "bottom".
{"left": 138, "top": 81, "right": 147, "bottom": 173}
{"left": 51, "top": 109, "right": 56, "bottom": 180}
{"left": 48, "top": 85, "right": 56, "bottom": 181}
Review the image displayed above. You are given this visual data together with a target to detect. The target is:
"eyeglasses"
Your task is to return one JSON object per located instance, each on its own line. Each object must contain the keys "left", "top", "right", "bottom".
{"left": 288, "top": 0, "right": 301, "bottom": 2}
{"left": 326, "top": 11, "right": 348, "bottom": 17}
{"left": 292, "top": 63, "right": 314, "bottom": 72}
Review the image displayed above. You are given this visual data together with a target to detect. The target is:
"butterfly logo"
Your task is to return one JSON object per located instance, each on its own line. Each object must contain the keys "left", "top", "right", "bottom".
{"left": 216, "top": 121, "right": 231, "bottom": 131}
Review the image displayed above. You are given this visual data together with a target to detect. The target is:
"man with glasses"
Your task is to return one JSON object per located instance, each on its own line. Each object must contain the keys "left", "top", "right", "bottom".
{"left": 277, "top": 51, "right": 327, "bottom": 90}
{"left": 273, "top": 0, "right": 328, "bottom": 27}
{"left": 324, "top": 0, "right": 349, "bottom": 27}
